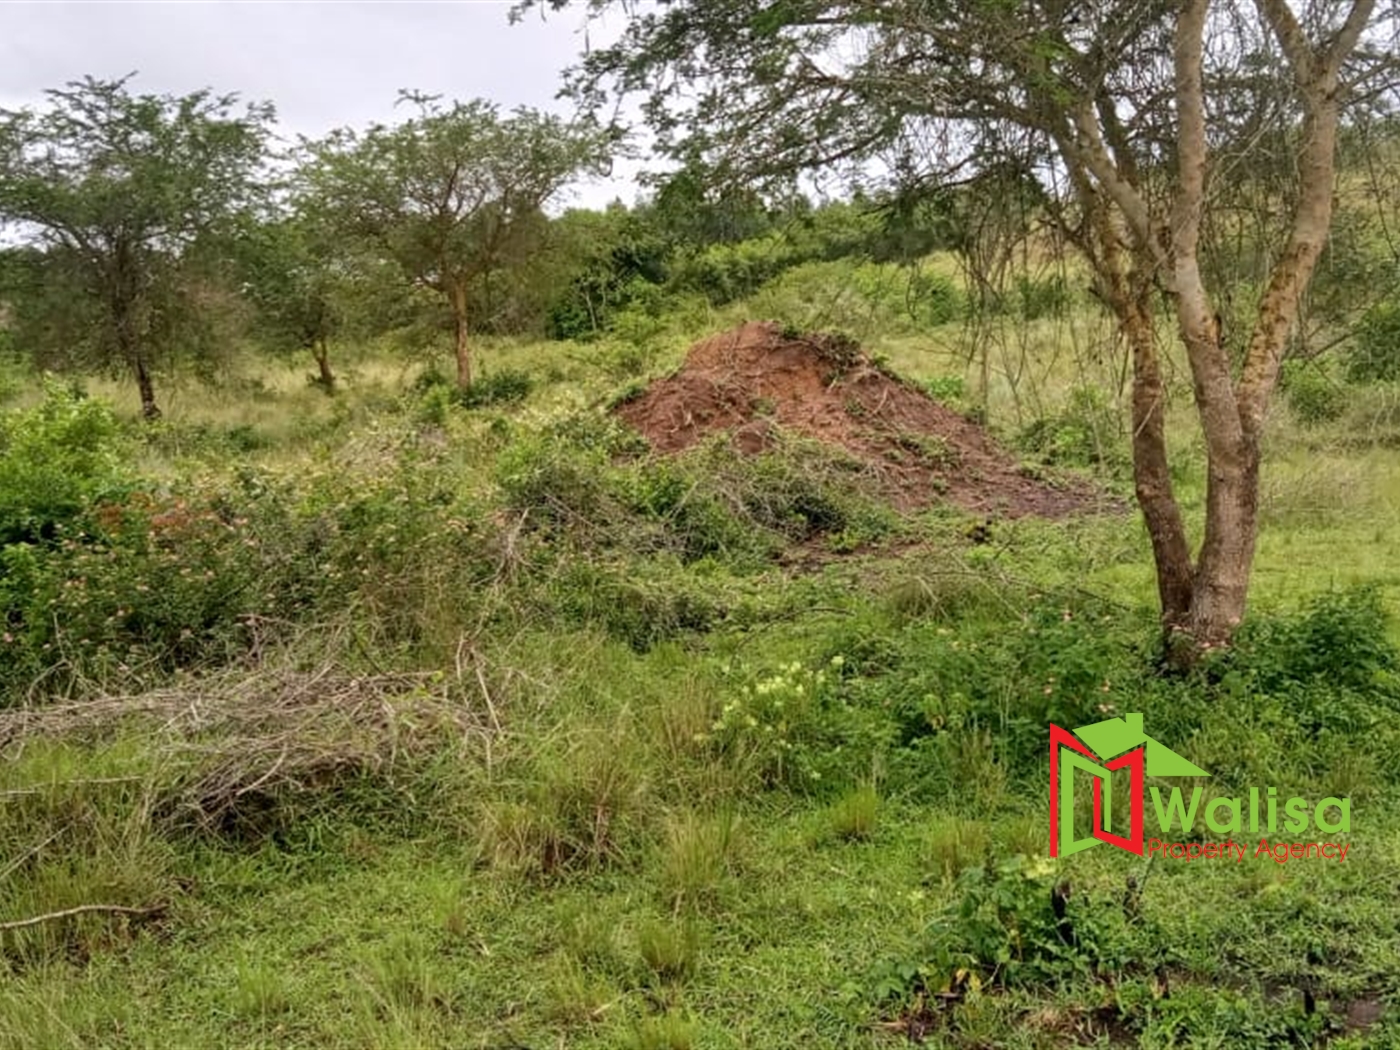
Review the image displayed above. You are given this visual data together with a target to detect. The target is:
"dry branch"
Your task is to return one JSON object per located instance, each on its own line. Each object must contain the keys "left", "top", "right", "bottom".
{"left": 0, "top": 663, "right": 501, "bottom": 832}
{"left": 0, "top": 903, "right": 165, "bottom": 932}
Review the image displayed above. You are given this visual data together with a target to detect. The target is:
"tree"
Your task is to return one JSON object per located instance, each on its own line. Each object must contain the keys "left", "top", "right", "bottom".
{"left": 301, "top": 95, "right": 605, "bottom": 389}
{"left": 520, "top": 0, "right": 1395, "bottom": 660}
{"left": 0, "top": 76, "right": 274, "bottom": 418}
{"left": 237, "top": 214, "right": 348, "bottom": 392}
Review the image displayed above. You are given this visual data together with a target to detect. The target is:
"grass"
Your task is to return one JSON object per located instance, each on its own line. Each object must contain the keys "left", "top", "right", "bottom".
{"left": 3, "top": 277, "right": 1400, "bottom": 1047}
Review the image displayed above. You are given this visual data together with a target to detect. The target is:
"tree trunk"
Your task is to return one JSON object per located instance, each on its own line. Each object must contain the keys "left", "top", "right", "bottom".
{"left": 449, "top": 281, "right": 472, "bottom": 390}
{"left": 1186, "top": 441, "right": 1260, "bottom": 649}
{"left": 134, "top": 353, "right": 161, "bottom": 421}
{"left": 312, "top": 338, "right": 336, "bottom": 394}
{"left": 1121, "top": 296, "right": 1194, "bottom": 632}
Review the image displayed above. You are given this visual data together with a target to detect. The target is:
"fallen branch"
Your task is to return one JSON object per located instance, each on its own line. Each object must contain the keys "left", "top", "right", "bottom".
{"left": 0, "top": 903, "right": 164, "bottom": 932}
{"left": 0, "top": 776, "right": 146, "bottom": 798}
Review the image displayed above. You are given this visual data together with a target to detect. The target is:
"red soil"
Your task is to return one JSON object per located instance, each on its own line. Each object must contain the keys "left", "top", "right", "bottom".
{"left": 613, "top": 321, "right": 1116, "bottom": 518}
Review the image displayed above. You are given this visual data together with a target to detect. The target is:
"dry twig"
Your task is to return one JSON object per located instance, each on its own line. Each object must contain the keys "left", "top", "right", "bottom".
{"left": 0, "top": 903, "right": 164, "bottom": 932}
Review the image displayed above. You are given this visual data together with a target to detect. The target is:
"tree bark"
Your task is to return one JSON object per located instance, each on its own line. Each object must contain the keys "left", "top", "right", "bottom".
{"left": 1069, "top": 163, "right": 1195, "bottom": 636}
{"left": 133, "top": 352, "right": 161, "bottom": 421}
{"left": 115, "top": 297, "right": 160, "bottom": 420}
{"left": 312, "top": 337, "right": 336, "bottom": 393}
{"left": 1166, "top": 0, "right": 1254, "bottom": 660}
{"left": 449, "top": 280, "right": 472, "bottom": 390}
{"left": 1122, "top": 293, "right": 1195, "bottom": 632}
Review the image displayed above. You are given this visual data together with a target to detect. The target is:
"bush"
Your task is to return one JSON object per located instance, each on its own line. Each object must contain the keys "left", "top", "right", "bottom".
{"left": 0, "top": 436, "right": 491, "bottom": 702}
{"left": 1011, "top": 273, "right": 1071, "bottom": 321}
{"left": 458, "top": 368, "right": 534, "bottom": 408}
{"left": 1282, "top": 361, "right": 1348, "bottom": 425}
{"left": 0, "top": 383, "right": 133, "bottom": 546}
{"left": 411, "top": 365, "right": 534, "bottom": 412}
{"left": 1348, "top": 297, "right": 1400, "bottom": 383}
{"left": 1231, "top": 586, "right": 1399, "bottom": 694}
{"left": 1016, "top": 386, "right": 1126, "bottom": 469}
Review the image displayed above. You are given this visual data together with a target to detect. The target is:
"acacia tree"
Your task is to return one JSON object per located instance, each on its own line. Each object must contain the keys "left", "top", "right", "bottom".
{"left": 237, "top": 213, "right": 354, "bottom": 392}
{"left": 521, "top": 0, "right": 1396, "bottom": 659}
{"left": 302, "top": 95, "right": 605, "bottom": 389}
{"left": 0, "top": 76, "right": 273, "bottom": 418}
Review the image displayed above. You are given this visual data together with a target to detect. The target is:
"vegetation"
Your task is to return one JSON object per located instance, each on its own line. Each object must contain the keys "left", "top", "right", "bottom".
{"left": 527, "top": 0, "right": 1394, "bottom": 662}
{"left": 0, "top": 76, "right": 274, "bottom": 417}
{"left": 0, "top": 16, "right": 1399, "bottom": 1048}
{"left": 299, "top": 94, "right": 605, "bottom": 390}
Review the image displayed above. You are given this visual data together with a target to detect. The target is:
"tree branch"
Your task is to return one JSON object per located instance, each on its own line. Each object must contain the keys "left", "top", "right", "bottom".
{"left": 1254, "top": 0, "right": 1318, "bottom": 86}
{"left": 0, "top": 903, "right": 164, "bottom": 933}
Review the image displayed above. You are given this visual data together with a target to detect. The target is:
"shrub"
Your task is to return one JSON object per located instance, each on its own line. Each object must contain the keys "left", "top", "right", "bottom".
{"left": 904, "top": 270, "right": 962, "bottom": 326}
{"left": 548, "top": 559, "right": 723, "bottom": 652}
{"left": 0, "top": 383, "right": 133, "bottom": 546}
{"left": 1282, "top": 361, "right": 1348, "bottom": 425}
{"left": 1348, "top": 297, "right": 1400, "bottom": 383}
{"left": 0, "top": 436, "right": 489, "bottom": 702}
{"left": 1016, "top": 386, "right": 1126, "bottom": 469}
{"left": 1231, "top": 586, "right": 1398, "bottom": 694}
{"left": 920, "top": 374, "right": 968, "bottom": 407}
{"left": 1011, "top": 273, "right": 1071, "bottom": 321}
{"left": 496, "top": 433, "right": 612, "bottom": 529}
{"left": 457, "top": 367, "right": 533, "bottom": 408}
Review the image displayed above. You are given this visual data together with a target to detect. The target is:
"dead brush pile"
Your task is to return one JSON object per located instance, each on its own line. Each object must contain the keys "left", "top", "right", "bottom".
{"left": 0, "top": 663, "right": 496, "bottom": 837}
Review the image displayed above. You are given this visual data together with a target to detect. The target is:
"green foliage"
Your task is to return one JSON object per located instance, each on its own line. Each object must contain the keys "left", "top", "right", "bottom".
{"left": 548, "top": 559, "right": 725, "bottom": 652}
{"left": 920, "top": 374, "right": 969, "bottom": 406}
{"left": 495, "top": 430, "right": 612, "bottom": 529}
{"left": 1010, "top": 272, "right": 1071, "bottom": 321}
{"left": 0, "top": 430, "right": 492, "bottom": 702}
{"left": 456, "top": 367, "right": 534, "bottom": 408}
{"left": 1349, "top": 296, "right": 1400, "bottom": 383}
{"left": 300, "top": 94, "right": 605, "bottom": 370}
{"left": 870, "top": 857, "right": 1117, "bottom": 1002}
{"left": 546, "top": 206, "right": 671, "bottom": 340}
{"left": 1282, "top": 360, "right": 1348, "bottom": 425}
{"left": 234, "top": 213, "right": 362, "bottom": 388}
{"left": 0, "top": 75, "right": 274, "bottom": 413}
{"left": 827, "top": 783, "right": 880, "bottom": 840}
{"left": 1017, "top": 386, "right": 1126, "bottom": 469}
{"left": 0, "top": 383, "right": 132, "bottom": 546}
{"left": 1230, "top": 586, "right": 1399, "bottom": 695}
{"left": 670, "top": 234, "right": 797, "bottom": 306}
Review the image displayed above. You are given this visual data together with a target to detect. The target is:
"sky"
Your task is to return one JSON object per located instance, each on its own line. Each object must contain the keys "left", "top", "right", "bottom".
{"left": 0, "top": 0, "right": 645, "bottom": 210}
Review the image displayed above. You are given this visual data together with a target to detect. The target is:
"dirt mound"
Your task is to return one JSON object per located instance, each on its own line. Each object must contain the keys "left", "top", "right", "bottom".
{"left": 614, "top": 321, "right": 1113, "bottom": 518}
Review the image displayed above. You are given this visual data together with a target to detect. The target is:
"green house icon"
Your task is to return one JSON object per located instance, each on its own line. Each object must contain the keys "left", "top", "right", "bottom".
{"left": 1071, "top": 712, "right": 1208, "bottom": 776}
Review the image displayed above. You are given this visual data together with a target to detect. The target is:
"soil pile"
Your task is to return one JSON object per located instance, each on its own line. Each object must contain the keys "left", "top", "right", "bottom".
{"left": 614, "top": 322, "right": 1114, "bottom": 518}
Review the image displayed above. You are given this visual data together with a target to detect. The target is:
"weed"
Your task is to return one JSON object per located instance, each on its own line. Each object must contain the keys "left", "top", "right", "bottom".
{"left": 628, "top": 1012, "right": 698, "bottom": 1050}
{"left": 1282, "top": 360, "right": 1348, "bottom": 425}
{"left": 923, "top": 816, "right": 991, "bottom": 881}
{"left": 827, "top": 783, "right": 880, "bottom": 841}
{"left": 479, "top": 732, "right": 649, "bottom": 878}
{"left": 637, "top": 918, "right": 701, "bottom": 982}
{"left": 457, "top": 367, "right": 534, "bottom": 408}
{"left": 1350, "top": 297, "right": 1400, "bottom": 383}
{"left": 658, "top": 810, "right": 740, "bottom": 909}
{"left": 360, "top": 932, "right": 444, "bottom": 1014}
{"left": 229, "top": 957, "right": 291, "bottom": 1020}
{"left": 544, "top": 954, "right": 616, "bottom": 1025}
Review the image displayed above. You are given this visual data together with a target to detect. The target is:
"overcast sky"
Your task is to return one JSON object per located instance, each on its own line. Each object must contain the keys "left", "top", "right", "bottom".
{"left": 0, "top": 0, "right": 644, "bottom": 209}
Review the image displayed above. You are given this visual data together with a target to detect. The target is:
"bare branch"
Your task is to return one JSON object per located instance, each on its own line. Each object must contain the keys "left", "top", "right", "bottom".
{"left": 0, "top": 903, "right": 164, "bottom": 933}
